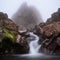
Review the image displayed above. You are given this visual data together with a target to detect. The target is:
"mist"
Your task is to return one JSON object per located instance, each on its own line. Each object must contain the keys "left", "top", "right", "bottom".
{"left": 12, "top": 3, "right": 43, "bottom": 30}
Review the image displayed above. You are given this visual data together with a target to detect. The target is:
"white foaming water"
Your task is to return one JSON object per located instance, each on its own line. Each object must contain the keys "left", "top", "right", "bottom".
{"left": 20, "top": 32, "right": 42, "bottom": 57}
{"left": 28, "top": 32, "right": 41, "bottom": 54}
{"left": 18, "top": 32, "right": 55, "bottom": 58}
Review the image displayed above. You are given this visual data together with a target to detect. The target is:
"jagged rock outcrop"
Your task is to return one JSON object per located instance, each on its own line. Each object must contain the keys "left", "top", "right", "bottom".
{"left": 38, "top": 8, "right": 60, "bottom": 55}
{"left": 0, "top": 12, "right": 29, "bottom": 55}
{"left": 46, "top": 8, "right": 60, "bottom": 23}
{"left": 39, "top": 22, "right": 60, "bottom": 55}
{"left": 0, "top": 12, "right": 8, "bottom": 19}
{"left": 33, "top": 22, "right": 45, "bottom": 44}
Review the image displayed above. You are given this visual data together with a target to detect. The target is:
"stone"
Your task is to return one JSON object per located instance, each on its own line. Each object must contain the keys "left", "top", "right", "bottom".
{"left": 39, "top": 22, "right": 60, "bottom": 55}
{"left": 0, "top": 12, "right": 29, "bottom": 55}
{"left": 0, "top": 12, "right": 8, "bottom": 19}
{"left": 46, "top": 8, "right": 60, "bottom": 23}
{"left": 33, "top": 22, "right": 46, "bottom": 44}
{"left": 43, "top": 22, "right": 60, "bottom": 37}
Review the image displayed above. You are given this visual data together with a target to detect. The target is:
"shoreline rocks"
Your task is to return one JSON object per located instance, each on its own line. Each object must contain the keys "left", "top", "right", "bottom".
{"left": 0, "top": 8, "right": 60, "bottom": 55}
{"left": 0, "top": 12, "right": 29, "bottom": 55}
{"left": 38, "top": 8, "right": 60, "bottom": 55}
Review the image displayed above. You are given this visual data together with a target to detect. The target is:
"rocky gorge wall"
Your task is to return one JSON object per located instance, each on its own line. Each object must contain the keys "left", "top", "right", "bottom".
{"left": 34, "top": 8, "right": 60, "bottom": 55}
{"left": 0, "top": 8, "right": 60, "bottom": 55}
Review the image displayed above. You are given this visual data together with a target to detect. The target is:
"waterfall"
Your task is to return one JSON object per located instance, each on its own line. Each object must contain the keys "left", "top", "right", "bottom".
{"left": 27, "top": 32, "right": 41, "bottom": 54}
{"left": 20, "top": 32, "right": 44, "bottom": 57}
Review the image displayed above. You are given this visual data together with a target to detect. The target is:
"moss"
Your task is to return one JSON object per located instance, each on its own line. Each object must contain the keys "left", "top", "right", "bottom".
{"left": 2, "top": 27, "right": 15, "bottom": 43}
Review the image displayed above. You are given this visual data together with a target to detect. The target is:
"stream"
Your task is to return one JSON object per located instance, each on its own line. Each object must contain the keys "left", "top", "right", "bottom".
{"left": 28, "top": 32, "right": 40, "bottom": 54}
{"left": 16, "top": 32, "right": 58, "bottom": 60}
{"left": 1, "top": 32, "right": 59, "bottom": 60}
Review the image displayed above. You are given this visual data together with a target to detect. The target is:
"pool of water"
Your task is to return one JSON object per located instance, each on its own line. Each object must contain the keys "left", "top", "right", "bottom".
{"left": 1, "top": 54, "right": 60, "bottom": 60}
{"left": 0, "top": 32, "right": 60, "bottom": 60}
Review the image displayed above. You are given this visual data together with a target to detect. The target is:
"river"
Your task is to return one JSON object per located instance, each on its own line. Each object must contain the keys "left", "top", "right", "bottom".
{"left": 1, "top": 32, "right": 60, "bottom": 60}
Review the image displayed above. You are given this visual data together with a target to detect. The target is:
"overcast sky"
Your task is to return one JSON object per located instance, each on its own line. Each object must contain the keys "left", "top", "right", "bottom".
{"left": 0, "top": 0, "right": 60, "bottom": 22}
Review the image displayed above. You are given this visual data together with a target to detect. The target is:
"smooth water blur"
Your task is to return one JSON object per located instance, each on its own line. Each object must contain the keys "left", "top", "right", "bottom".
{"left": 1, "top": 54, "right": 59, "bottom": 60}
{"left": 1, "top": 32, "right": 60, "bottom": 60}
{"left": 20, "top": 53, "right": 48, "bottom": 58}
{"left": 28, "top": 32, "right": 41, "bottom": 54}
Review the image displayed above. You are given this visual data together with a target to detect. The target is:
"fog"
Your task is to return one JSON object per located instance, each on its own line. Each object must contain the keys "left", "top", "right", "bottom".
{"left": 12, "top": 3, "right": 43, "bottom": 30}
{"left": 0, "top": 0, "right": 60, "bottom": 22}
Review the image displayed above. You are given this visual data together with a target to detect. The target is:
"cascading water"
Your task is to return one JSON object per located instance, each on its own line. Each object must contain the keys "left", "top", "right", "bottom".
{"left": 19, "top": 31, "right": 41, "bottom": 55}
{"left": 20, "top": 32, "right": 50, "bottom": 57}
{"left": 28, "top": 32, "right": 41, "bottom": 54}
{"left": 20, "top": 32, "right": 44, "bottom": 57}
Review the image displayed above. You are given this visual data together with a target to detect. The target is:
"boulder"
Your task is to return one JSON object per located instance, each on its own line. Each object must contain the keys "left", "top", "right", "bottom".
{"left": 39, "top": 22, "right": 60, "bottom": 55}
{"left": 33, "top": 22, "right": 46, "bottom": 44}
{"left": 43, "top": 22, "right": 60, "bottom": 37}
{"left": 0, "top": 12, "right": 8, "bottom": 19}
{"left": 14, "top": 32, "right": 30, "bottom": 54}
{"left": 46, "top": 8, "right": 60, "bottom": 23}
{"left": 0, "top": 12, "right": 29, "bottom": 55}
{"left": 39, "top": 8, "right": 60, "bottom": 55}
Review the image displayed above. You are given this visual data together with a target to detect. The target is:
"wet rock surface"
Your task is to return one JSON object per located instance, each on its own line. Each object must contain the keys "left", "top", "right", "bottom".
{"left": 34, "top": 22, "right": 45, "bottom": 44}
{"left": 38, "top": 8, "right": 60, "bottom": 55}
{"left": 0, "top": 8, "right": 60, "bottom": 55}
{"left": 0, "top": 12, "right": 29, "bottom": 55}
{"left": 46, "top": 8, "right": 60, "bottom": 23}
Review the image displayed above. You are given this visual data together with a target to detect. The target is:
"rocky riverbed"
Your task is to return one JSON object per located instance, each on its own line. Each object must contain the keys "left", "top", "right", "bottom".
{"left": 34, "top": 8, "right": 60, "bottom": 55}
{"left": 0, "top": 8, "right": 60, "bottom": 55}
